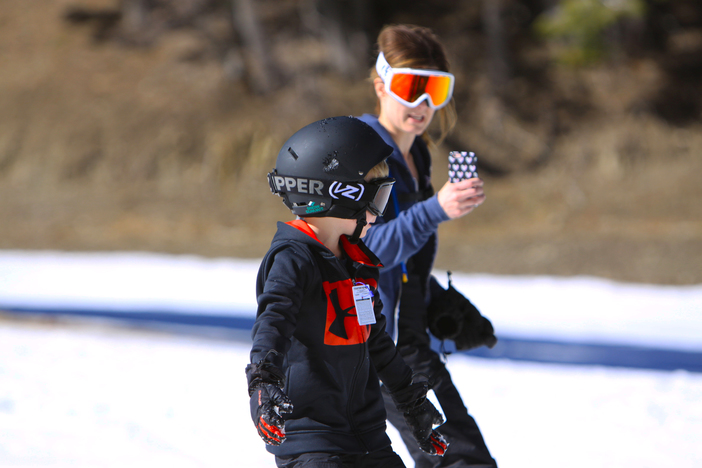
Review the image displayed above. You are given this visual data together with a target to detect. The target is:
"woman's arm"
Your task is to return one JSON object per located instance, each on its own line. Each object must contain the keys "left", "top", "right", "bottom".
{"left": 364, "top": 177, "right": 485, "bottom": 269}
{"left": 363, "top": 194, "right": 448, "bottom": 269}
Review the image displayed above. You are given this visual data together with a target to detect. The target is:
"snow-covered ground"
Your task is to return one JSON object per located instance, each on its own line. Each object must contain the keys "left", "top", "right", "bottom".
{"left": 1, "top": 250, "right": 701, "bottom": 467}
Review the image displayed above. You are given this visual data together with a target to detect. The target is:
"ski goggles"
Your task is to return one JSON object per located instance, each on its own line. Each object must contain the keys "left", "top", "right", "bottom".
{"left": 376, "top": 52, "right": 455, "bottom": 110}
{"left": 358, "top": 177, "right": 395, "bottom": 217}
{"left": 268, "top": 172, "right": 395, "bottom": 217}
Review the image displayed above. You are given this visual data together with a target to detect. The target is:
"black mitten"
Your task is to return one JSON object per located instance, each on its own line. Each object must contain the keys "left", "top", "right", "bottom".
{"left": 246, "top": 360, "right": 293, "bottom": 446}
{"left": 391, "top": 377, "right": 449, "bottom": 456}
{"left": 453, "top": 301, "right": 497, "bottom": 351}
{"left": 428, "top": 272, "right": 498, "bottom": 350}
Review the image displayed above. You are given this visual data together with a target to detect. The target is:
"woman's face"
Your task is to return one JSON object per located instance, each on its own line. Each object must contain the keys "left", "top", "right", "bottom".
{"left": 375, "top": 78, "right": 435, "bottom": 137}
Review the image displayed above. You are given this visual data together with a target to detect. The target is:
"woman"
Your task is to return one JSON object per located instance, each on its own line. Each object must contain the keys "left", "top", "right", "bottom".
{"left": 359, "top": 24, "right": 498, "bottom": 468}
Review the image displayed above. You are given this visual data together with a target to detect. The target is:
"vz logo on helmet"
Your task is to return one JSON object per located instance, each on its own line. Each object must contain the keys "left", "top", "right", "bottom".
{"left": 329, "top": 181, "right": 365, "bottom": 201}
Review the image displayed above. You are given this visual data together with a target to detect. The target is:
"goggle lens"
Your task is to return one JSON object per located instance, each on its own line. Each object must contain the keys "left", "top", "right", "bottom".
{"left": 368, "top": 179, "right": 395, "bottom": 216}
{"left": 390, "top": 73, "right": 452, "bottom": 108}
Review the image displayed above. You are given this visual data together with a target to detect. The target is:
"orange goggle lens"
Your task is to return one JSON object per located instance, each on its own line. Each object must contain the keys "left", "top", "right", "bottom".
{"left": 389, "top": 73, "right": 453, "bottom": 108}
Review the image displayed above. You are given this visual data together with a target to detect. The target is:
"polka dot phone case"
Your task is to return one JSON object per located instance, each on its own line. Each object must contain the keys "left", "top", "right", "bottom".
{"left": 448, "top": 151, "right": 478, "bottom": 183}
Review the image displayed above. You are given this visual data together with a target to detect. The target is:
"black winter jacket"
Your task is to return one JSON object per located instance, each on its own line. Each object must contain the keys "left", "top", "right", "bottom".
{"left": 250, "top": 220, "right": 414, "bottom": 457}
{"left": 359, "top": 114, "right": 449, "bottom": 343}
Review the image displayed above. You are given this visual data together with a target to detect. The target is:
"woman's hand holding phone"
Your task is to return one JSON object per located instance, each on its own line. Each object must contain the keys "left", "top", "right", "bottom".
{"left": 438, "top": 151, "right": 485, "bottom": 219}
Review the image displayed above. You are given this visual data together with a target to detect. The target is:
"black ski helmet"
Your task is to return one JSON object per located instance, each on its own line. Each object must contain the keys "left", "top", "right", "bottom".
{"left": 267, "top": 116, "right": 395, "bottom": 221}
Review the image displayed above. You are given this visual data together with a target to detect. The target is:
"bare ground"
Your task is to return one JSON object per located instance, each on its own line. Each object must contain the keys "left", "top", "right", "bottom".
{"left": 1, "top": 0, "right": 701, "bottom": 285}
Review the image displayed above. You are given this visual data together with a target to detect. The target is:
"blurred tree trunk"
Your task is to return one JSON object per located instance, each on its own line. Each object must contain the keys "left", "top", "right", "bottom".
{"left": 474, "top": 0, "right": 554, "bottom": 172}
{"left": 230, "top": 0, "right": 277, "bottom": 94}
{"left": 302, "top": 0, "right": 371, "bottom": 79}
{"left": 483, "top": 0, "right": 511, "bottom": 98}
{"left": 120, "top": 0, "right": 150, "bottom": 42}
{"left": 480, "top": 0, "right": 511, "bottom": 140}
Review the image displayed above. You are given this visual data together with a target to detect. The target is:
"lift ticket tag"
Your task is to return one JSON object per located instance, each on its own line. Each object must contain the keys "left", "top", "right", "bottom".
{"left": 352, "top": 283, "right": 376, "bottom": 325}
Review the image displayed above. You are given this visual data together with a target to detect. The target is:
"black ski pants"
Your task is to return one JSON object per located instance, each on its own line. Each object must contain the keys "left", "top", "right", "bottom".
{"left": 385, "top": 274, "right": 497, "bottom": 468}
{"left": 274, "top": 446, "right": 406, "bottom": 468}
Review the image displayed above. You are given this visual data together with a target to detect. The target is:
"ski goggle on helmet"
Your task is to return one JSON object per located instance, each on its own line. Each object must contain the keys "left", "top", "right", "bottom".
{"left": 376, "top": 52, "right": 455, "bottom": 110}
{"left": 268, "top": 172, "right": 395, "bottom": 218}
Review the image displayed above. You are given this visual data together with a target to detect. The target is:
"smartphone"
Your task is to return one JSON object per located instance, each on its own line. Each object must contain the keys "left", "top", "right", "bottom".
{"left": 448, "top": 151, "right": 478, "bottom": 183}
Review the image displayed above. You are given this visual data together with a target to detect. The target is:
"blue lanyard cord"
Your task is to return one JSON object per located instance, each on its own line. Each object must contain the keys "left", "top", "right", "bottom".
{"left": 390, "top": 187, "right": 409, "bottom": 284}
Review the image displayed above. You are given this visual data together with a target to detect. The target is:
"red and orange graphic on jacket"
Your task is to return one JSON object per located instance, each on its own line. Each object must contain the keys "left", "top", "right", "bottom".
{"left": 287, "top": 219, "right": 380, "bottom": 347}
{"left": 322, "top": 277, "right": 377, "bottom": 346}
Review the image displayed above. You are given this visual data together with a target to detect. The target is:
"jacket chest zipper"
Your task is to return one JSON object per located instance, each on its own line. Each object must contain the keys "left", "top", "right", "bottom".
{"left": 334, "top": 257, "right": 371, "bottom": 450}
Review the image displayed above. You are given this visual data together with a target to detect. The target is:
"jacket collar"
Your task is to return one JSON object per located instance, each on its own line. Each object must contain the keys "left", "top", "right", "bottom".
{"left": 285, "top": 219, "right": 383, "bottom": 268}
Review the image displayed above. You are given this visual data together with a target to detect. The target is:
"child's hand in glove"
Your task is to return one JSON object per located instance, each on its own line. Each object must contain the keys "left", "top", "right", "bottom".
{"left": 249, "top": 383, "right": 293, "bottom": 445}
{"left": 391, "top": 378, "right": 449, "bottom": 456}
{"left": 246, "top": 358, "right": 293, "bottom": 446}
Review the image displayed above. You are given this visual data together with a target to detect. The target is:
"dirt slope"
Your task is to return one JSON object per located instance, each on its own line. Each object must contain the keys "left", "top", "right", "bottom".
{"left": 1, "top": 0, "right": 701, "bottom": 285}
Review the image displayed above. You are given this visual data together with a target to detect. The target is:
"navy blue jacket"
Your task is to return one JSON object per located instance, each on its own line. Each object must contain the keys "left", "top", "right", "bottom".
{"left": 358, "top": 114, "right": 450, "bottom": 340}
{"left": 251, "top": 220, "right": 413, "bottom": 457}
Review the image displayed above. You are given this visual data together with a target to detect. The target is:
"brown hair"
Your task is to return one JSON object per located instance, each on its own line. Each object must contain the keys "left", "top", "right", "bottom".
{"left": 371, "top": 24, "right": 457, "bottom": 146}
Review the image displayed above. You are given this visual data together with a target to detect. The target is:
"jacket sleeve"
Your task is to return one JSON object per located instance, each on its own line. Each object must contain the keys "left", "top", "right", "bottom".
{"left": 250, "top": 245, "right": 314, "bottom": 368}
{"left": 367, "top": 291, "right": 413, "bottom": 392}
{"left": 363, "top": 194, "right": 449, "bottom": 270}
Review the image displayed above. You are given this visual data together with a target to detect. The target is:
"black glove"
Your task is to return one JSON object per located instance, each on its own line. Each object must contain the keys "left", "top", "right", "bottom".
{"left": 453, "top": 300, "right": 497, "bottom": 350}
{"left": 391, "top": 377, "right": 449, "bottom": 456}
{"left": 246, "top": 359, "right": 293, "bottom": 446}
{"left": 428, "top": 272, "right": 497, "bottom": 350}
{"left": 249, "top": 383, "right": 293, "bottom": 445}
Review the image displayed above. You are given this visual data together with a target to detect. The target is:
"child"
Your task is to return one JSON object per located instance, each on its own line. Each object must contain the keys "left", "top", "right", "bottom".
{"left": 246, "top": 116, "right": 448, "bottom": 468}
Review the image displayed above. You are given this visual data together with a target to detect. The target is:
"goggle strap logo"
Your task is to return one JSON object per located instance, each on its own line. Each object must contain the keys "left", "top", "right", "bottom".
{"left": 376, "top": 52, "right": 392, "bottom": 83}
{"left": 329, "top": 181, "right": 365, "bottom": 202}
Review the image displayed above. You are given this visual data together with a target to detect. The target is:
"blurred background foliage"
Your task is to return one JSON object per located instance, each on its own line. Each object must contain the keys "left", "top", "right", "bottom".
{"left": 535, "top": 0, "right": 647, "bottom": 66}
{"left": 0, "top": 0, "right": 700, "bottom": 284}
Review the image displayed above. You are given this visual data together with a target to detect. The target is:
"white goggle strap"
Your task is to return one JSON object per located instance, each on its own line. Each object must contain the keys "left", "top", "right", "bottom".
{"left": 376, "top": 52, "right": 418, "bottom": 108}
{"left": 375, "top": 52, "right": 393, "bottom": 84}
